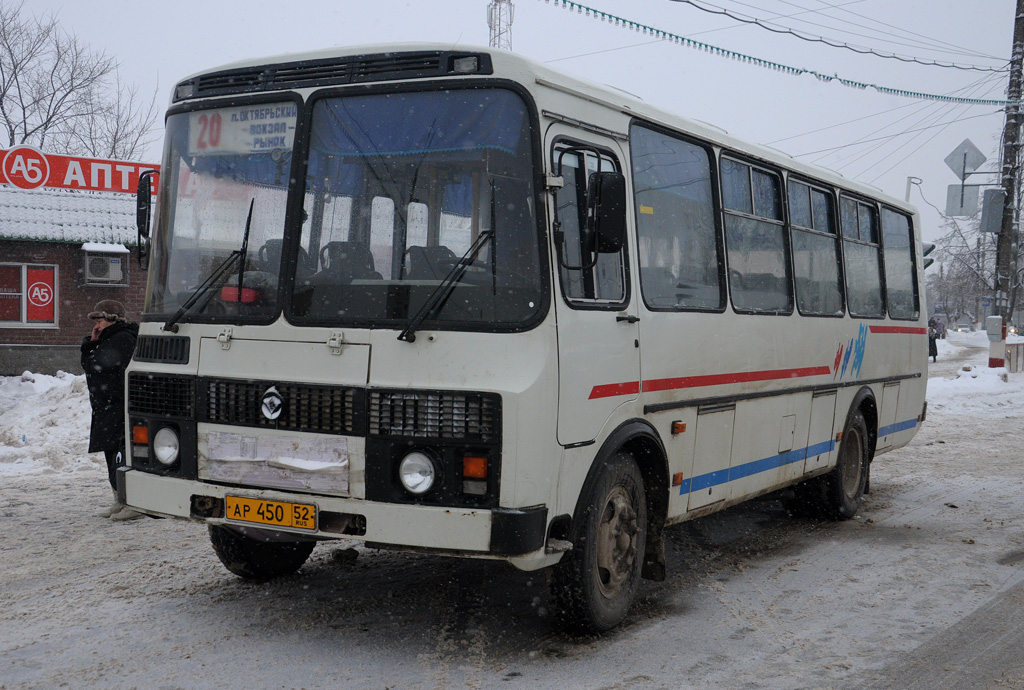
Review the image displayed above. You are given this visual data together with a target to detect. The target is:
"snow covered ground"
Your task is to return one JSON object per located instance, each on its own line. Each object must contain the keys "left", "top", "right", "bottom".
{"left": 2, "top": 330, "right": 1024, "bottom": 689}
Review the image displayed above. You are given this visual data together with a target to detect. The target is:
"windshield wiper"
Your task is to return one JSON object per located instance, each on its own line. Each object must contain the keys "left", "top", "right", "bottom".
{"left": 163, "top": 199, "right": 255, "bottom": 333}
{"left": 397, "top": 228, "right": 494, "bottom": 343}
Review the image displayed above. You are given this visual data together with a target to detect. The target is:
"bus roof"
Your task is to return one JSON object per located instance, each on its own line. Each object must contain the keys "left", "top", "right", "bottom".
{"left": 175, "top": 42, "right": 915, "bottom": 215}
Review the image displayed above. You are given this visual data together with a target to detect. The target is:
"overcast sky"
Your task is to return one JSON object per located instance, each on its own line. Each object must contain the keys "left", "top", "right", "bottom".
{"left": 25, "top": 0, "right": 1015, "bottom": 242}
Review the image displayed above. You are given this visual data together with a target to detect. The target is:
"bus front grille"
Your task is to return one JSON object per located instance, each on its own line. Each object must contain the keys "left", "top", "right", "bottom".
{"left": 133, "top": 335, "right": 190, "bottom": 364}
{"left": 128, "top": 373, "right": 195, "bottom": 418}
{"left": 368, "top": 390, "right": 500, "bottom": 442}
{"left": 198, "top": 378, "right": 364, "bottom": 436}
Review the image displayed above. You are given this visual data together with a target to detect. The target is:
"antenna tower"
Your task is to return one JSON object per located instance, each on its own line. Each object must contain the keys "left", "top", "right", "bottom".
{"left": 487, "top": 0, "right": 515, "bottom": 50}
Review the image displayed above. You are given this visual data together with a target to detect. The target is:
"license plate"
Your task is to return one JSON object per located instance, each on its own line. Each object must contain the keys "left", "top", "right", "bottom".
{"left": 224, "top": 495, "right": 317, "bottom": 531}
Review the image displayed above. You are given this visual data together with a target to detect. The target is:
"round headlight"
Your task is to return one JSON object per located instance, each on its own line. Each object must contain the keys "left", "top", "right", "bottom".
{"left": 152, "top": 427, "right": 180, "bottom": 466}
{"left": 398, "top": 451, "right": 437, "bottom": 495}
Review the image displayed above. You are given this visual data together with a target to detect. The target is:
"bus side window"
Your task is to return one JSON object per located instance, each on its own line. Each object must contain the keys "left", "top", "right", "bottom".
{"left": 721, "top": 157, "right": 792, "bottom": 314}
{"left": 788, "top": 179, "right": 843, "bottom": 316}
{"left": 553, "top": 147, "right": 626, "bottom": 305}
{"left": 881, "top": 207, "right": 919, "bottom": 320}
{"left": 840, "top": 195, "right": 884, "bottom": 318}
{"left": 630, "top": 124, "right": 721, "bottom": 310}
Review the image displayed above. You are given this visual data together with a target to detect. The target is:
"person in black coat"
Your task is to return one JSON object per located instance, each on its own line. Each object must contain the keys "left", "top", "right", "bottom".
{"left": 927, "top": 319, "right": 939, "bottom": 363}
{"left": 80, "top": 299, "right": 139, "bottom": 519}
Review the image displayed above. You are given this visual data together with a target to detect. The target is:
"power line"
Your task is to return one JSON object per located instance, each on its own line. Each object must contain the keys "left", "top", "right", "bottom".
{"left": 791, "top": 111, "right": 1000, "bottom": 157}
{"left": 806, "top": 0, "right": 1007, "bottom": 63}
{"left": 722, "top": 0, "right": 1005, "bottom": 63}
{"left": 666, "top": 0, "right": 1008, "bottom": 72}
{"left": 540, "top": 0, "right": 1020, "bottom": 105}
{"left": 837, "top": 75, "right": 1002, "bottom": 180}
{"left": 818, "top": 74, "right": 999, "bottom": 171}
{"left": 765, "top": 100, "right": 923, "bottom": 145}
{"left": 797, "top": 73, "right": 1005, "bottom": 166}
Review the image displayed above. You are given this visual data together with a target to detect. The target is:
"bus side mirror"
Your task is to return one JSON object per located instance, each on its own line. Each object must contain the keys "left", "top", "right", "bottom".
{"left": 586, "top": 171, "right": 626, "bottom": 254}
{"left": 136, "top": 170, "right": 155, "bottom": 269}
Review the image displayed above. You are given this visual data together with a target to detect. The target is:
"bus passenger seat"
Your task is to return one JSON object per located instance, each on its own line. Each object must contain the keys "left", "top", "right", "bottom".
{"left": 405, "top": 245, "right": 456, "bottom": 280}
{"left": 313, "top": 241, "right": 382, "bottom": 285}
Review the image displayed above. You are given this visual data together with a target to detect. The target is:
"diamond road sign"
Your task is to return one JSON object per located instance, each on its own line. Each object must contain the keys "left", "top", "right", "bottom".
{"left": 944, "top": 139, "right": 987, "bottom": 181}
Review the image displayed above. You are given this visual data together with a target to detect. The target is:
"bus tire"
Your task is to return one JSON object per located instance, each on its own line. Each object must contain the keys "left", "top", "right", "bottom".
{"left": 549, "top": 452, "right": 647, "bottom": 633}
{"left": 208, "top": 525, "right": 315, "bottom": 581}
{"left": 824, "top": 410, "right": 870, "bottom": 520}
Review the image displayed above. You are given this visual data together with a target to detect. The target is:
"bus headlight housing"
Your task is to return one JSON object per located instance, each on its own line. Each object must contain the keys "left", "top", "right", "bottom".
{"left": 398, "top": 451, "right": 437, "bottom": 495}
{"left": 153, "top": 427, "right": 180, "bottom": 466}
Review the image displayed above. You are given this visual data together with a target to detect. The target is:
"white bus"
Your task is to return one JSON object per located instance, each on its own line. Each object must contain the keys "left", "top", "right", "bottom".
{"left": 126, "top": 43, "right": 928, "bottom": 632}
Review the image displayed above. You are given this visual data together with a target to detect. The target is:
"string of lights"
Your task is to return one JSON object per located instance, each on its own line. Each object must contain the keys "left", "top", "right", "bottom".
{"left": 540, "top": 0, "right": 1020, "bottom": 107}
{"left": 666, "top": 0, "right": 1007, "bottom": 72}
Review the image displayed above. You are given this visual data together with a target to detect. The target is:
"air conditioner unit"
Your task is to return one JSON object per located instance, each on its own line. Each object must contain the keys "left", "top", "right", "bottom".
{"left": 85, "top": 255, "right": 124, "bottom": 283}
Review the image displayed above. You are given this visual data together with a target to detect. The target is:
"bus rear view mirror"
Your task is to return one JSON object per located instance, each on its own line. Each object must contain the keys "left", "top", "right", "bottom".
{"left": 587, "top": 171, "right": 626, "bottom": 253}
{"left": 136, "top": 170, "right": 156, "bottom": 269}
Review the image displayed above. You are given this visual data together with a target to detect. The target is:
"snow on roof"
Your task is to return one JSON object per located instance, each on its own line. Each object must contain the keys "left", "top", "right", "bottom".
{"left": 81, "top": 242, "right": 129, "bottom": 254}
{"left": 0, "top": 185, "right": 137, "bottom": 245}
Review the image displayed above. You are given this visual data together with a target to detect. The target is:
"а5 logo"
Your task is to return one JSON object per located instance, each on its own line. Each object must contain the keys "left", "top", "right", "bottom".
{"left": 2, "top": 146, "right": 50, "bottom": 189}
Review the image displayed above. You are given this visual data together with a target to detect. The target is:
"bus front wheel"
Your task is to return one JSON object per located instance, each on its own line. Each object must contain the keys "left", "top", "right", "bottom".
{"left": 549, "top": 452, "right": 647, "bottom": 633}
{"left": 208, "top": 524, "right": 315, "bottom": 581}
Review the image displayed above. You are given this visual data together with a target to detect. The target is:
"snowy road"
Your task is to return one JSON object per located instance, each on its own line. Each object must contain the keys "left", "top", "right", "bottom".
{"left": 3, "top": 331, "right": 1024, "bottom": 689}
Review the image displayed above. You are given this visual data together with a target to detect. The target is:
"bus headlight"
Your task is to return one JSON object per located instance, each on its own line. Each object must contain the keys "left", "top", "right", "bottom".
{"left": 398, "top": 451, "right": 437, "bottom": 495}
{"left": 153, "top": 427, "right": 180, "bottom": 466}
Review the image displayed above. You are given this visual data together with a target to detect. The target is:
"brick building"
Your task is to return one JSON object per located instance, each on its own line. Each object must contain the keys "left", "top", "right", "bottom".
{"left": 0, "top": 147, "right": 157, "bottom": 375}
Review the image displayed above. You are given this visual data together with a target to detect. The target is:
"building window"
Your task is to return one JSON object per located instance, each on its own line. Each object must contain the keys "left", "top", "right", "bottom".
{"left": 0, "top": 264, "right": 58, "bottom": 327}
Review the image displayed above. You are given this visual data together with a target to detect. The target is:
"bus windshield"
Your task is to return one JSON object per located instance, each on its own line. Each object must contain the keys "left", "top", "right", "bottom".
{"left": 147, "top": 102, "right": 298, "bottom": 320}
{"left": 290, "top": 88, "right": 543, "bottom": 329}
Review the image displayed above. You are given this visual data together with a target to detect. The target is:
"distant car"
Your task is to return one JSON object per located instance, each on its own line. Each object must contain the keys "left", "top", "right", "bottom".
{"left": 1009, "top": 324, "right": 1020, "bottom": 335}
{"left": 955, "top": 323, "right": 974, "bottom": 332}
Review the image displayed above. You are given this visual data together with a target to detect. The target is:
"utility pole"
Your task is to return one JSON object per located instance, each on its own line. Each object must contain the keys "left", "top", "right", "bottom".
{"left": 488, "top": 0, "right": 515, "bottom": 51}
{"left": 995, "top": 0, "right": 1024, "bottom": 327}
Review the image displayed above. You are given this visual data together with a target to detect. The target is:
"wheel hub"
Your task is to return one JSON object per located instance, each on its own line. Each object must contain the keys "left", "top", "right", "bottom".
{"left": 595, "top": 487, "right": 639, "bottom": 598}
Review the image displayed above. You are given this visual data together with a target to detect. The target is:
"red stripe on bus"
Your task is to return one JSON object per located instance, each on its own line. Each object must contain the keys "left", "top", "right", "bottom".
{"left": 588, "top": 381, "right": 641, "bottom": 399}
{"left": 588, "top": 365, "right": 831, "bottom": 399}
{"left": 869, "top": 326, "right": 928, "bottom": 334}
{"left": 643, "top": 366, "right": 831, "bottom": 393}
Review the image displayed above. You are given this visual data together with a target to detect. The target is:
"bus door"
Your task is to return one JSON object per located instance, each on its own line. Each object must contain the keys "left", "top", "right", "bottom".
{"left": 805, "top": 389, "right": 838, "bottom": 473}
{"left": 549, "top": 138, "right": 640, "bottom": 445}
{"left": 876, "top": 382, "right": 901, "bottom": 450}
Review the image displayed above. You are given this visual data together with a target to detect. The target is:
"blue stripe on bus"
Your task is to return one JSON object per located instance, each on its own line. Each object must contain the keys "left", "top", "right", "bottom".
{"left": 676, "top": 417, "right": 918, "bottom": 497}
{"left": 878, "top": 418, "right": 918, "bottom": 437}
{"left": 679, "top": 439, "right": 835, "bottom": 496}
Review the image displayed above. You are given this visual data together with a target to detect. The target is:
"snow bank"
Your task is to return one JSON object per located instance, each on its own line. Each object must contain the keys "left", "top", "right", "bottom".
{"left": 0, "top": 371, "right": 98, "bottom": 476}
{"left": 927, "top": 363, "right": 1024, "bottom": 416}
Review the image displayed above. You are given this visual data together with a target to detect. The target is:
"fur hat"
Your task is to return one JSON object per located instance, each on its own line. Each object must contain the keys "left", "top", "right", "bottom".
{"left": 88, "top": 299, "right": 126, "bottom": 322}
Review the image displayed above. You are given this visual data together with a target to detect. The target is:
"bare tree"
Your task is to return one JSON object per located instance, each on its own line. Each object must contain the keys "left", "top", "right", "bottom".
{"left": 0, "top": 0, "right": 157, "bottom": 159}
{"left": 49, "top": 71, "right": 160, "bottom": 160}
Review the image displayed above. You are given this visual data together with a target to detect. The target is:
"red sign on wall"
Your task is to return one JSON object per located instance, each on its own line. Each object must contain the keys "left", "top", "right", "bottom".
{"left": 0, "top": 145, "right": 158, "bottom": 194}
{"left": 25, "top": 266, "right": 55, "bottom": 323}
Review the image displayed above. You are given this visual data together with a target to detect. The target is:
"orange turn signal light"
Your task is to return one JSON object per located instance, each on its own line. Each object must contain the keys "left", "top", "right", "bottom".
{"left": 462, "top": 455, "right": 488, "bottom": 479}
{"left": 132, "top": 425, "right": 149, "bottom": 444}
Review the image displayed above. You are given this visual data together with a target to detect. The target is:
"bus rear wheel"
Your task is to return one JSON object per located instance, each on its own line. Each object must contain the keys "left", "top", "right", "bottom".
{"left": 823, "top": 410, "right": 870, "bottom": 520}
{"left": 208, "top": 524, "right": 315, "bottom": 580}
{"left": 549, "top": 452, "right": 647, "bottom": 633}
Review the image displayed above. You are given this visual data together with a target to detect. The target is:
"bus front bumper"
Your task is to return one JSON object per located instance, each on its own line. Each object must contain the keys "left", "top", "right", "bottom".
{"left": 117, "top": 467, "right": 551, "bottom": 562}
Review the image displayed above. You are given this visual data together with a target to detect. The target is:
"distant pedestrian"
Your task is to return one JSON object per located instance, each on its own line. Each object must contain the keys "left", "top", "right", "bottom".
{"left": 80, "top": 299, "right": 141, "bottom": 521}
{"left": 928, "top": 325, "right": 938, "bottom": 363}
